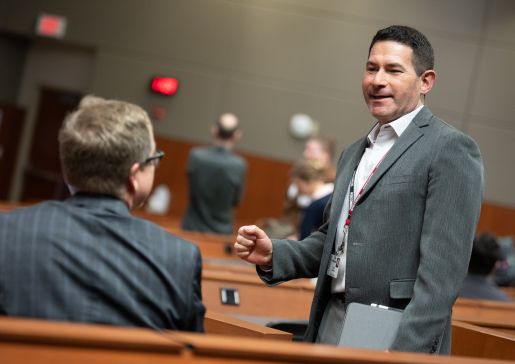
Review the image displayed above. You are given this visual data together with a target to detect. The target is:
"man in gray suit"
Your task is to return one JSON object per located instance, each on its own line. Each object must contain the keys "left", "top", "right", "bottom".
{"left": 0, "top": 96, "right": 205, "bottom": 331}
{"left": 182, "top": 113, "right": 247, "bottom": 234}
{"left": 234, "top": 25, "right": 483, "bottom": 354}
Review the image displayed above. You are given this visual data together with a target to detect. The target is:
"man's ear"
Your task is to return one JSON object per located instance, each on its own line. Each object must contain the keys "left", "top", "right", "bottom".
{"left": 420, "top": 69, "right": 436, "bottom": 96}
{"left": 234, "top": 129, "right": 242, "bottom": 141}
{"left": 127, "top": 163, "right": 140, "bottom": 194}
{"left": 211, "top": 126, "right": 218, "bottom": 138}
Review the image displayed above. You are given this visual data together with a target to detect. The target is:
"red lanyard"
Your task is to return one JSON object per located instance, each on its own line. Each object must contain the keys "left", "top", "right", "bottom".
{"left": 345, "top": 153, "right": 388, "bottom": 228}
{"left": 335, "top": 154, "right": 387, "bottom": 256}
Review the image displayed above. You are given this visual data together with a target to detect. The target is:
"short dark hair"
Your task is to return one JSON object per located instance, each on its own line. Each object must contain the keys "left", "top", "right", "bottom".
{"left": 369, "top": 25, "right": 434, "bottom": 76}
{"left": 214, "top": 114, "right": 239, "bottom": 140}
{"left": 468, "top": 234, "right": 502, "bottom": 275}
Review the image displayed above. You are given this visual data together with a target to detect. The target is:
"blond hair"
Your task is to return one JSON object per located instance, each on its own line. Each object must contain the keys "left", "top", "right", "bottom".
{"left": 59, "top": 95, "right": 153, "bottom": 197}
{"left": 290, "top": 159, "right": 327, "bottom": 182}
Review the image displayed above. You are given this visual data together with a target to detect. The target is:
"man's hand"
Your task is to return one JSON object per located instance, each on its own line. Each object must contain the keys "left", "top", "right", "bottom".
{"left": 234, "top": 225, "right": 273, "bottom": 266}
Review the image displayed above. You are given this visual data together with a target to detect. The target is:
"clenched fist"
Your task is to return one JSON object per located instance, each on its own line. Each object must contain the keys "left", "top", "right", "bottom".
{"left": 234, "top": 225, "right": 273, "bottom": 266}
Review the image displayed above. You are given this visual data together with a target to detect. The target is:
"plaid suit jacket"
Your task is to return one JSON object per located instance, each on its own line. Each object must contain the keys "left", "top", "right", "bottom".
{"left": 0, "top": 193, "right": 205, "bottom": 331}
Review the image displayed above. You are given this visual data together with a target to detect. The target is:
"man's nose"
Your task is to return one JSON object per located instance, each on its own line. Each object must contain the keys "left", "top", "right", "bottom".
{"left": 372, "top": 69, "right": 387, "bottom": 86}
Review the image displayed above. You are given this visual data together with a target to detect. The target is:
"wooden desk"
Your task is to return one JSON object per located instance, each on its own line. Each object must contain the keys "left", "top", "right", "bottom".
{"left": 167, "top": 331, "right": 507, "bottom": 364}
{"left": 202, "top": 270, "right": 313, "bottom": 320}
{"left": 167, "top": 227, "right": 238, "bottom": 259}
{"left": 1, "top": 316, "right": 511, "bottom": 364}
{"left": 0, "top": 202, "right": 27, "bottom": 212}
{"left": 0, "top": 316, "right": 187, "bottom": 364}
{"left": 501, "top": 286, "right": 515, "bottom": 301}
{"left": 203, "top": 260, "right": 258, "bottom": 274}
{"left": 453, "top": 298, "right": 515, "bottom": 335}
{"left": 452, "top": 320, "right": 515, "bottom": 361}
{"left": 205, "top": 310, "right": 292, "bottom": 341}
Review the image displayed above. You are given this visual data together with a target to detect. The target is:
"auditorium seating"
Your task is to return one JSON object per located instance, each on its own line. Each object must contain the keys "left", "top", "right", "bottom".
{"left": 451, "top": 320, "right": 515, "bottom": 361}
{"left": 0, "top": 315, "right": 184, "bottom": 364}
{"left": 132, "top": 211, "right": 240, "bottom": 259}
{"left": 204, "top": 310, "right": 292, "bottom": 340}
{"left": 168, "top": 228, "right": 236, "bottom": 258}
{"left": 501, "top": 286, "right": 515, "bottom": 301}
{"left": 0, "top": 315, "right": 511, "bottom": 364}
{"left": 2, "top": 200, "right": 515, "bottom": 362}
{"left": 453, "top": 298, "right": 515, "bottom": 335}
{"left": 201, "top": 269, "right": 313, "bottom": 321}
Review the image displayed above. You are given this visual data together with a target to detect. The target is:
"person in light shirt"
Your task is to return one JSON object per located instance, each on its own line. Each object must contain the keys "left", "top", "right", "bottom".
{"left": 234, "top": 25, "right": 483, "bottom": 354}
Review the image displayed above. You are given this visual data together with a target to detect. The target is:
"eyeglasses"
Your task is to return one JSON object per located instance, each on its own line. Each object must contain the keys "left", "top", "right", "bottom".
{"left": 141, "top": 149, "right": 165, "bottom": 167}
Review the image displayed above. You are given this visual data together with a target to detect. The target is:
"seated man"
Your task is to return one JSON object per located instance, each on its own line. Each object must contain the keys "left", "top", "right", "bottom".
{"left": 0, "top": 96, "right": 205, "bottom": 331}
{"left": 460, "top": 233, "right": 510, "bottom": 301}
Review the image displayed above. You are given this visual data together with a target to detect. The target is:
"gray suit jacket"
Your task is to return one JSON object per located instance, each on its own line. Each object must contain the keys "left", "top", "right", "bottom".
{"left": 182, "top": 146, "right": 246, "bottom": 234}
{"left": 0, "top": 193, "right": 205, "bottom": 331}
{"left": 260, "top": 107, "right": 484, "bottom": 354}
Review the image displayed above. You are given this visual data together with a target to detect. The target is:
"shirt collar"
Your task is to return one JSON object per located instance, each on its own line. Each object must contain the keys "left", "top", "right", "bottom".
{"left": 367, "top": 105, "right": 424, "bottom": 144}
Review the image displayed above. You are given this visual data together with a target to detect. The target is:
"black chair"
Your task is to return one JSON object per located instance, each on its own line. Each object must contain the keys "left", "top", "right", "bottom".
{"left": 266, "top": 320, "right": 308, "bottom": 342}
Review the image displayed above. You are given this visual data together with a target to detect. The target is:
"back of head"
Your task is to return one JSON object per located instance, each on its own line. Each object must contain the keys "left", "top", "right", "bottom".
{"left": 214, "top": 113, "right": 239, "bottom": 141}
{"left": 469, "top": 233, "right": 501, "bottom": 275}
{"left": 59, "top": 95, "right": 153, "bottom": 197}
{"left": 369, "top": 25, "right": 434, "bottom": 76}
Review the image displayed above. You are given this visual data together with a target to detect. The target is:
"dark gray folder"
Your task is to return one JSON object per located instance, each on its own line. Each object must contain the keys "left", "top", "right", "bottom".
{"left": 338, "top": 302, "right": 403, "bottom": 350}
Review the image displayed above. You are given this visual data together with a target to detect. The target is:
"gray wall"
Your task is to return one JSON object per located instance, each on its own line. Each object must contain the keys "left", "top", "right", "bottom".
{"left": 0, "top": 34, "right": 28, "bottom": 104}
{"left": 9, "top": 42, "right": 95, "bottom": 200}
{"left": 1, "top": 0, "right": 514, "bottom": 206}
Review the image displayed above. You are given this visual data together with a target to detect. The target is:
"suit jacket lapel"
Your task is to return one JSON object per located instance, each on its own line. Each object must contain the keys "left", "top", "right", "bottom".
{"left": 359, "top": 107, "right": 432, "bottom": 201}
{"left": 330, "top": 138, "right": 367, "bottom": 220}
{"left": 318, "top": 137, "right": 367, "bottom": 275}
{"left": 322, "top": 137, "right": 367, "bottom": 249}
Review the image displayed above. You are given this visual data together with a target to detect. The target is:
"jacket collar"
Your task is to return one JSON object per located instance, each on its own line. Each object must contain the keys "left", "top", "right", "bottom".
{"left": 358, "top": 106, "right": 433, "bottom": 200}
{"left": 65, "top": 192, "right": 131, "bottom": 216}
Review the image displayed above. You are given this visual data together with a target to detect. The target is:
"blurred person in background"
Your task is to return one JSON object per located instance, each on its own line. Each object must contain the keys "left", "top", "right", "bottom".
{"left": 290, "top": 159, "right": 334, "bottom": 240}
{"left": 286, "top": 136, "right": 336, "bottom": 210}
{"left": 494, "top": 236, "right": 515, "bottom": 287}
{"left": 460, "top": 233, "right": 511, "bottom": 301}
{"left": 182, "top": 113, "right": 246, "bottom": 234}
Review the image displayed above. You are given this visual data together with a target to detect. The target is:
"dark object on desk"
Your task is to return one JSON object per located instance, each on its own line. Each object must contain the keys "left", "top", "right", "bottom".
{"left": 267, "top": 320, "right": 308, "bottom": 342}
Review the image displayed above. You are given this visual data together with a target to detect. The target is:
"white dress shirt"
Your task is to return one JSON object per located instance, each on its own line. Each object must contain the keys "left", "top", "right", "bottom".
{"left": 331, "top": 105, "right": 423, "bottom": 293}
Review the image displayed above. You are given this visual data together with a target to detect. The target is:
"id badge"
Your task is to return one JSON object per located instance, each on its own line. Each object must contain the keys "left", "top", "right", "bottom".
{"left": 326, "top": 254, "right": 340, "bottom": 278}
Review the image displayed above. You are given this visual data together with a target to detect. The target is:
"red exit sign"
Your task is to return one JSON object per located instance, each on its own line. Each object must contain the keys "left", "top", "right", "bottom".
{"left": 150, "top": 77, "right": 179, "bottom": 96}
{"left": 36, "top": 14, "right": 67, "bottom": 39}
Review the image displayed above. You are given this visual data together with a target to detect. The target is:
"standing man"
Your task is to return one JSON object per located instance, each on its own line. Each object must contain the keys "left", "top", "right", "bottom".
{"left": 182, "top": 113, "right": 247, "bottom": 234}
{"left": 234, "top": 25, "right": 483, "bottom": 354}
{"left": 0, "top": 96, "right": 205, "bottom": 331}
